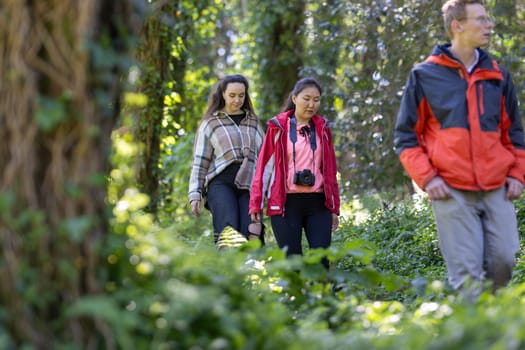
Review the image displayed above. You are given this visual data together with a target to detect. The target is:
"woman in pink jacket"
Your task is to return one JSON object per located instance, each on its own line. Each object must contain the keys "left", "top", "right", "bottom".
{"left": 249, "top": 77, "right": 340, "bottom": 268}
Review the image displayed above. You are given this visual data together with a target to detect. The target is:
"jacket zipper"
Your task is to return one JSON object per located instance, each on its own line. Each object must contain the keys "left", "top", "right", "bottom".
{"left": 321, "top": 122, "right": 335, "bottom": 210}
{"left": 280, "top": 123, "right": 287, "bottom": 216}
{"left": 270, "top": 118, "right": 287, "bottom": 216}
{"left": 478, "top": 83, "right": 484, "bottom": 115}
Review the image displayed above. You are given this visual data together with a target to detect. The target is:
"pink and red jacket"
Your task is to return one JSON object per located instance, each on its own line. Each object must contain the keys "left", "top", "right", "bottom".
{"left": 249, "top": 109, "right": 340, "bottom": 216}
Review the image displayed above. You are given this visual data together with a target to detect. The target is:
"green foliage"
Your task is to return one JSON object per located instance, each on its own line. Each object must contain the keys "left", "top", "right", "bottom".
{"left": 104, "top": 194, "right": 525, "bottom": 349}
{"left": 107, "top": 126, "right": 403, "bottom": 347}
{"left": 165, "top": 0, "right": 221, "bottom": 133}
{"left": 65, "top": 296, "right": 139, "bottom": 349}
{"left": 158, "top": 131, "right": 213, "bottom": 240}
{"left": 107, "top": 126, "right": 525, "bottom": 350}
{"left": 109, "top": 1, "right": 525, "bottom": 348}
{"left": 152, "top": 0, "right": 525, "bottom": 202}
{"left": 510, "top": 195, "right": 525, "bottom": 285}
{"left": 319, "top": 1, "right": 441, "bottom": 194}
{"left": 336, "top": 195, "right": 446, "bottom": 302}
{"left": 117, "top": 245, "right": 295, "bottom": 349}
{"left": 244, "top": 0, "right": 306, "bottom": 120}
{"left": 105, "top": 215, "right": 403, "bottom": 349}
{"left": 34, "top": 94, "right": 71, "bottom": 132}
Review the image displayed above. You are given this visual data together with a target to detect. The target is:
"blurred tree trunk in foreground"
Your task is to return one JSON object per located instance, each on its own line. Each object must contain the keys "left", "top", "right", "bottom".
{"left": 0, "top": 0, "right": 140, "bottom": 347}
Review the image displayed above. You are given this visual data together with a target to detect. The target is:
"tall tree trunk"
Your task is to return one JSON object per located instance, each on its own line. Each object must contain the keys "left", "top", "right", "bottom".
{"left": 136, "top": 2, "right": 171, "bottom": 213}
{"left": 256, "top": 0, "right": 305, "bottom": 120}
{"left": 0, "top": 0, "right": 138, "bottom": 347}
{"left": 136, "top": 0, "right": 196, "bottom": 213}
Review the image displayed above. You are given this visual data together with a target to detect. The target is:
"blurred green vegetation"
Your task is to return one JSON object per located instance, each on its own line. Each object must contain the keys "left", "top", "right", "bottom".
{"left": 80, "top": 108, "right": 525, "bottom": 348}
{"left": 91, "top": 122, "right": 525, "bottom": 348}
{"left": 4, "top": 0, "right": 525, "bottom": 348}
{"left": 113, "top": 1, "right": 525, "bottom": 348}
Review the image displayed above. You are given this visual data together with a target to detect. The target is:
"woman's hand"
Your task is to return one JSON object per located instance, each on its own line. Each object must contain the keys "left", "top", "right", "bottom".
{"left": 250, "top": 213, "right": 261, "bottom": 223}
{"left": 191, "top": 200, "right": 201, "bottom": 217}
{"left": 331, "top": 214, "right": 339, "bottom": 231}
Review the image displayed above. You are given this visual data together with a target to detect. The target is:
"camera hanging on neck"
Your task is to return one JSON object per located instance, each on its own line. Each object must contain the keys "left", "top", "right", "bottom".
{"left": 289, "top": 115, "right": 317, "bottom": 186}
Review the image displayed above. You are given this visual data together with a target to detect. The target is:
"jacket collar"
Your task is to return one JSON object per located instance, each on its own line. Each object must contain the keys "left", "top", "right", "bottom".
{"left": 427, "top": 44, "right": 495, "bottom": 71}
{"left": 212, "top": 109, "right": 254, "bottom": 119}
{"left": 271, "top": 109, "right": 325, "bottom": 129}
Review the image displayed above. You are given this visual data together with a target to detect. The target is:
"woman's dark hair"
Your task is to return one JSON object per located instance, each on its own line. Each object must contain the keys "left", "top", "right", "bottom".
{"left": 280, "top": 77, "right": 323, "bottom": 113}
{"left": 204, "top": 74, "right": 256, "bottom": 119}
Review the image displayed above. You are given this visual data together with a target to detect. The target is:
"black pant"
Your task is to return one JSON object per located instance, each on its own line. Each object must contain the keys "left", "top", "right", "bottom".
{"left": 206, "top": 164, "right": 251, "bottom": 243}
{"left": 270, "top": 193, "right": 332, "bottom": 268}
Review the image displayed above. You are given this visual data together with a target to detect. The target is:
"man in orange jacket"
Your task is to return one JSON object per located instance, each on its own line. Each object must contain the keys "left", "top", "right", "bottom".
{"left": 394, "top": 0, "right": 525, "bottom": 300}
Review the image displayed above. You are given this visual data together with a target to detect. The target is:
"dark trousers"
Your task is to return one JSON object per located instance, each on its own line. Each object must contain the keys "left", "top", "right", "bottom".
{"left": 206, "top": 164, "right": 251, "bottom": 243}
{"left": 270, "top": 193, "right": 332, "bottom": 268}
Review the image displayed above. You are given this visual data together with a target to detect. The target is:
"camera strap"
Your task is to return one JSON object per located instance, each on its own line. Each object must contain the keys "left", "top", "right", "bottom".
{"left": 289, "top": 115, "right": 316, "bottom": 175}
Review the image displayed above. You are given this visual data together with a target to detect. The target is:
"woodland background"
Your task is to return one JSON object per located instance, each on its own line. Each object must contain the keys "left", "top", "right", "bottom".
{"left": 2, "top": 0, "right": 525, "bottom": 349}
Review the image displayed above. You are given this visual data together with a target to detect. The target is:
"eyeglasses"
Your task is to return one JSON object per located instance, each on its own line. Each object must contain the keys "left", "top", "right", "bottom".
{"left": 462, "top": 16, "right": 494, "bottom": 25}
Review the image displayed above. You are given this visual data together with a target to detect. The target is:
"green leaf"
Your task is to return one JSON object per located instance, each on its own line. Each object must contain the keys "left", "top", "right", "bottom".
{"left": 0, "top": 191, "right": 15, "bottom": 212}
{"left": 34, "top": 96, "right": 68, "bottom": 132}
{"left": 61, "top": 216, "right": 94, "bottom": 242}
{"left": 66, "top": 296, "right": 139, "bottom": 349}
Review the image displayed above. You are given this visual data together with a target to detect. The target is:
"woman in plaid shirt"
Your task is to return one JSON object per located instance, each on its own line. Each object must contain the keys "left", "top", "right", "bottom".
{"left": 189, "top": 75, "right": 265, "bottom": 243}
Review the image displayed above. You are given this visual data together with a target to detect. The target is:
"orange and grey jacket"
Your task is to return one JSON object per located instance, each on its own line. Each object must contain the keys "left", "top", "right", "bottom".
{"left": 394, "top": 44, "right": 525, "bottom": 191}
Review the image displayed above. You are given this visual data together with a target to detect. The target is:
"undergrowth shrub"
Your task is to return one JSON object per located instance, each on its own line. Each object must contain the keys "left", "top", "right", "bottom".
{"left": 109, "top": 125, "right": 525, "bottom": 348}
{"left": 510, "top": 195, "right": 525, "bottom": 285}
{"left": 100, "top": 190, "right": 525, "bottom": 349}
{"left": 335, "top": 196, "right": 447, "bottom": 302}
{"left": 106, "top": 229, "right": 395, "bottom": 349}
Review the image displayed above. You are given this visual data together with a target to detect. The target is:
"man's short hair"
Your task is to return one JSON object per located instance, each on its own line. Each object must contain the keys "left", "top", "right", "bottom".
{"left": 442, "top": 0, "right": 483, "bottom": 39}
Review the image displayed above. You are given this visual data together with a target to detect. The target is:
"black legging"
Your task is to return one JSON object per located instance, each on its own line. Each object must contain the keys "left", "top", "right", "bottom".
{"left": 206, "top": 164, "right": 251, "bottom": 243}
{"left": 270, "top": 193, "right": 332, "bottom": 268}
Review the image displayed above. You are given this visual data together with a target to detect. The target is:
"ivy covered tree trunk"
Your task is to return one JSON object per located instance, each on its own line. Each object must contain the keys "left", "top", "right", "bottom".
{"left": 304, "top": 0, "right": 344, "bottom": 119}
{"left": 136, "top": 1, "right": 175, "bottom": 213}
{"left": 135, "top": 0, "right": 209, "bottom": 213}
{"left": 252, "top": 0, "right": 306, "bottom": 120}
{"left": 0, "top": 0, "right": 139, "bottom": 347}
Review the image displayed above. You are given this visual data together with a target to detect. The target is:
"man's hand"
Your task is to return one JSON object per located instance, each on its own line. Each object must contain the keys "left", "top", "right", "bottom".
{"left": 191, "top": 200, "right": 201, "bottom": 217}
{"left": 425, "top": 176, "right": 451, "bottom": 200}
{"left": 506, "top": 177, "right": 524, "bottom": 200}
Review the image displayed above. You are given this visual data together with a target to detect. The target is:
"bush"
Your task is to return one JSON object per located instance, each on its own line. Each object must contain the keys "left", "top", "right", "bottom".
{"left": 108, "top": 128, "right": 525, "bottom": 348}
{"left": 96, "top": 191, "right": 525, "bottom": 349}
{"left": 335, "top": 196, "right": 447, "bottom": 302}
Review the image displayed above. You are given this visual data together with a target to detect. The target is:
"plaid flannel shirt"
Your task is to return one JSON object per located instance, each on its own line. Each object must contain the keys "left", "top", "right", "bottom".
{"left": 188, "top": 110, "right": 264, "bottom": 203}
